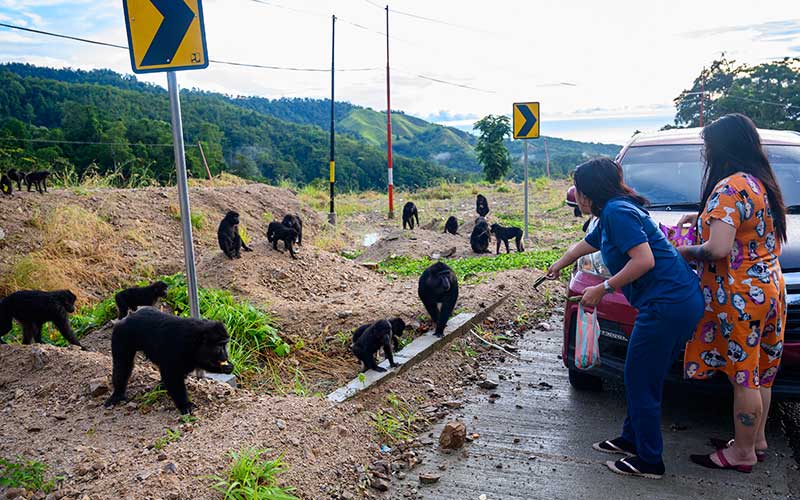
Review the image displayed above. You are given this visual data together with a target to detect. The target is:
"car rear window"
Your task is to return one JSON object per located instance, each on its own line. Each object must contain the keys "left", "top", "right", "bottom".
{"left": 620, "top": 144, "right": 800, "bottom": 209}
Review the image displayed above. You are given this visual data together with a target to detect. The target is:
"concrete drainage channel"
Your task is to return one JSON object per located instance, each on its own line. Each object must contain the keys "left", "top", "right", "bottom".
{"left": 327, "top": 293, "right": 510, "bottom": 404}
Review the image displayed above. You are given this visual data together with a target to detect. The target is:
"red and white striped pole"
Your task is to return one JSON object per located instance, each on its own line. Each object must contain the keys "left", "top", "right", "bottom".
{"left": 386, "top": 4, "right": 394, "bottom": 219}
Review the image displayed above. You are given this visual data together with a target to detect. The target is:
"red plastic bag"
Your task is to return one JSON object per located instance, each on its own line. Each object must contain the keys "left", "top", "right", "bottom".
{"left": 575, "top": 303, "right": 601, "bottom": 370}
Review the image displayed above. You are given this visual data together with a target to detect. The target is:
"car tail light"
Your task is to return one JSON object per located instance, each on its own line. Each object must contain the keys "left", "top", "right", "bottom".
{"left": 577, "top": 251, "right": 611, "bottom": 278}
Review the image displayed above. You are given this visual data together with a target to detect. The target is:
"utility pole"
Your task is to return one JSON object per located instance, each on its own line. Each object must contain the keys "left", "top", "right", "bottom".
{"left": 197, "top": 141, "right": 212, "bottom": 180}
{"left": 523, "top": 140, "right": 529, "bottom": 241}
{"left": 700, "top": 68, "right": 705, "bottom": 128}
{"left": 328, "top": 14, "right": 337, "bottom": 225}
{"left": 385, "top": 4, "right": 395, "bottom": 219}
{"left": 544, "top": 137, "right": 550, "bottom": 178}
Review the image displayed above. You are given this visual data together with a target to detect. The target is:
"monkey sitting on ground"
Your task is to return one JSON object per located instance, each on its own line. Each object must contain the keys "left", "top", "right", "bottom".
{"left": 0, "top": 290, "right": 82, "bottom": 347}
{"left": 490, "top": 223, "right": 525, "bottom": 254}
{"left": 402, "top": 202, "right": 419, "bottom": 230}
{"left": 470, "top": 217, "right": 491, "bottom": 254}
{"left": 281, "top": 214, "right": 303, "bottom": 246}
{"left": 7, "top": 169, "right": 24, "bottom": 191}
{"left": 25, "top": 171, "right": 50, "bottom": 194}
{"left": 351, "top": 318, "right": 406, "bottom": 373}
{"left": 0, "top": 174, "right": 11, "bottom": 195}
{"left": 115, "top": 281, "right": 168, "bottom": 320}
{"left": 267, "top": 222, "right": 299, "bottom": 259}
{"left": 418, "top": 262, "right": 459, "bottom": 337}
{"left": 476, "top": 194, "right": 490, "bottom": 217}
{"left": 444, "top": 216, "right": 459, "bottom": 235}
{"left": 217, "top": 211, "right": 253, "bottom": 259}
{"left": 104, "top": 307, "right": 234, "bottom": 415}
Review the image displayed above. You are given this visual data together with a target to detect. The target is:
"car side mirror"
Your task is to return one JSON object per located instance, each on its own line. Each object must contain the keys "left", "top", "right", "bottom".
{"left": 566, "top": 186, "right": 582, "bottom": 217}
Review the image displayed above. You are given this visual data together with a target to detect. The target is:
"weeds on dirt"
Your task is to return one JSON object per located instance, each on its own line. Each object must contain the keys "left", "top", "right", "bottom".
{"left": 152, "top": 428, "right": 182, "bottom": 451}
{"left": 370, "top": 394, "right": 425, "bottom": 444}
{"left": 162, "top": 274, "right": 291, "bottom": 377}
{"left": 53, "top": 162, "right": 158, "bottom": 191}
{"left": 136, "top": 387, "right": 168, "bottom": 410}
{"left": 378, "top": 250, "right": 563, "bottom": 280}
{"left": 450, "top": 339, "right": 478, "bottom": 358}
{"left": 188, "top": 173, "right": 249, "bottom": 188}
{"left": 210, "top": 448, "right": 298, "bottom": 500}
{"left": 168, "top": 206, "right": 206, "bottom": 231}
{"left": 0, "top": 457, "right": 61, "bottom": 493}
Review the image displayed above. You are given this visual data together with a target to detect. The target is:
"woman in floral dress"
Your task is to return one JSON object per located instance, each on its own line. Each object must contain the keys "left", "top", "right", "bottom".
{"left": 679, "top": 114, "right": 787, "bottom": 473}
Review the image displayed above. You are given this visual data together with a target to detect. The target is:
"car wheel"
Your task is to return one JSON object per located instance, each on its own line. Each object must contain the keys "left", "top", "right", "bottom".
{"left": 568, "top": 369, "right": 603, "bottom": 391}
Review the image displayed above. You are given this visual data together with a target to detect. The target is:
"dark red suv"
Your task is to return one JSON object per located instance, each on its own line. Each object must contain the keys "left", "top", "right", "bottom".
{"left": 562, "top": 127, "right": 800, "bottom": 397}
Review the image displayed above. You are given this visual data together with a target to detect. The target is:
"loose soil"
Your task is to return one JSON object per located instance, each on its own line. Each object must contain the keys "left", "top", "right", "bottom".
{"left": 0, "top": 180, "right": 578, "bottom": 499}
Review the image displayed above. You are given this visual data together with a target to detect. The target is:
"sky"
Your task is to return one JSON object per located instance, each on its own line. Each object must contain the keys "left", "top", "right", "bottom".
{"left": 0, "top": 0, "right": 799, "bottom": 145}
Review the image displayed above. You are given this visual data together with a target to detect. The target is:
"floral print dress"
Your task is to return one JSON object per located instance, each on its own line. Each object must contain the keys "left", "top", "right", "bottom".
{"left": 684, "top": 172, "right": 786, "bottom": 388}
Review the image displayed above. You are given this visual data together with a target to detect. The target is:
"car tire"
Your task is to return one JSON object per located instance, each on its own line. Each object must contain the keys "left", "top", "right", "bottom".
{"left": 568, "top": 368, "right": 603, "bottom": 391}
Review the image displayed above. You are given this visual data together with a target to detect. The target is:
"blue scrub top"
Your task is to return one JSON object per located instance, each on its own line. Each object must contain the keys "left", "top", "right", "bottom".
{"left": 584, "top": 197, "right": 699, "bottom": 309}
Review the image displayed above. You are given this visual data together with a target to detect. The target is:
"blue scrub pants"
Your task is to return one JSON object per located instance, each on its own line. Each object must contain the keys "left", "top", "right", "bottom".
{"left": 621, "top": 289, "right": 704, "bottom": 464}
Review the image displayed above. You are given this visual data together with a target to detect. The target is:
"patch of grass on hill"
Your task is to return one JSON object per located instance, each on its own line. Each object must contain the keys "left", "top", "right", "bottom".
{"left": 378, "top": 250, "right": 562, "bottom": 281}
{"left": 0, "top": 457, "right": 61, "bottom": 493}
{"left": 210, "top": 448, "right": 298, "bottom": 500}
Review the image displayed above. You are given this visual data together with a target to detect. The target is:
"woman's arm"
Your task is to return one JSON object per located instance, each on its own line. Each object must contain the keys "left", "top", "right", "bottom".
{"left": 678, "top": 219, "right": 735, "bottom": 262}
{"left": 546, "top": 239, "right": 598, "bottom": 279}
{"left": 581, "top": 242, "right": 655, "bottom": 306}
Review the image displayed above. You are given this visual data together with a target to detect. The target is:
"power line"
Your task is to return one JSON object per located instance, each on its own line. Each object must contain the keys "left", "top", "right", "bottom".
{"left": 395, "top": 69, "right": 496, "bottom": 94}
{"left": 361, "top": 0, "right": 501, "bottom": 36}
{"left": 0, "top": 137, "right": 186, "bottom": 147}
{"left": 0, "top": 22, "right": 379, "bottom": 73}
{"left": 679, "top": 91, "right": 800, "bottom": 110}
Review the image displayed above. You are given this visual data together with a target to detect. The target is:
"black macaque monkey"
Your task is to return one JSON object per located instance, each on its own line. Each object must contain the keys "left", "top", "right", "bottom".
{"left": 418, "top": 262, "right": 459, "bottom": 337}
{"left": 402, "top": 202, "right": 419, "bottom": 230}
{"left": 476, "top": 194, "right": 490, "bottom": 217}
{"left": 267, "top": 222, "right": 298, "bottom": 259}
{"left": 351, "top": 317, "right": 406, "bottom": 373}
{"left": 104, "top": 308, "right": 234, "bottom": 415}
{"left": 443, "top": 216, "right": 459, "bottom": 235}
{"left": 7, "top": 169, "right": 24, "bottom": 191}
{"left": 281, "top": 214, "right": 303, "bottom": 246}
{"left": 0, "top": 174, "right": 11, "bottom": 195}
{"left": 470, "top": 217, "right": 491, "bottom": 254}
{"left": 217, "top": 211, "right": 253, "bottom": 259}
{"left": 0, "top": 290, "right": 81, "bottom": 347}
{"left": 115, "top": 281, "right": 168, "bottom": 320}
{"left": 490, "top": 223, "right": 525, "bottom": 254}
{"left": 25, "top": 171, "right": 50, "bottom": 193}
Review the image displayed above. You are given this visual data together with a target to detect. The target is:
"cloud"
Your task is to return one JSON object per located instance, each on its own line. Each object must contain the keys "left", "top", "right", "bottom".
{"left": 424, "top": 110, "right": 479, "bottom": 123}
{"left": 683, "top": 19, "right": 800, "bottom": 42}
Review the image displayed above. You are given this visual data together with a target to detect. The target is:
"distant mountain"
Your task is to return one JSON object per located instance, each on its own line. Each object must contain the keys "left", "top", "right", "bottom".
{"left": 0, "top": 63, "right": 620, "bottom": 187}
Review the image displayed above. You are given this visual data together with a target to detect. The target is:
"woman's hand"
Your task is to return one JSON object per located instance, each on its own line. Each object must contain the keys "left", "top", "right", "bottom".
{"left": 677, "top": 213, "right": 698, "bottom": 228}
{"left": 581, "top": 284, "right": 606, "bottom": 307}
{"left": 545, "top": 263, "right": 563, "bottom": 280}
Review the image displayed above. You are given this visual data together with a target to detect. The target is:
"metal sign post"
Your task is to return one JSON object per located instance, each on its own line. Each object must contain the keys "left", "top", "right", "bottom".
{"left": 328, "top": 15, "right": 336, "bottom": 226}
{"left": 167, "top": 71, "right": 201, "bottom": 318}
{"left": 523, "top": 140, "right": 529, "bottom": 241}
{"left": 513, "top": 102, "right": 540, "bottom": 244}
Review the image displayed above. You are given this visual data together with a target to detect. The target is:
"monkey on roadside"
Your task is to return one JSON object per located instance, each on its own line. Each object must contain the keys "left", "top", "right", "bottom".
{"left": 443, "top": 216, "right": 459, "bottom": 235}
{"left": 267, "top": 222, "right": 298, "bottom": 259}
{"left": 217, "top": 211, "right": 253, "bottom": 259}
{"left": 490, "top": 223, "right": 525, "bottom": 254}
{"left": 0, "top": 174, "right": 11, "bottom": 195}
{"left": 7, "top": 169, "right": 24, "bottom": 191}
{"left": 402, "top": 202, "right": 419, "bottom": 230}
{"left": 476, "top": 194, "right": 490, "bottom": 217}
{"left": 104, "top": 308, "right": 234, "bottom": 415}
{"left": 470, "top": 217, "right": 491, "bottom": 254}
{"left": 418, "top": 262, "right": 459, "bottom": 337}
{"left": 281, "top": 214, "right": 303, "bottom": 246}
{"left": 0, "top": 290, "right": 81, "bottom": 347}
{"left": 351, "top": 318, "right": 406, "bottom": 373}
{"left": 25, "top": 171, "right": 50, "bottom": 194}
{"left": 115, "top": 281, "right": 169, "bottom": 320}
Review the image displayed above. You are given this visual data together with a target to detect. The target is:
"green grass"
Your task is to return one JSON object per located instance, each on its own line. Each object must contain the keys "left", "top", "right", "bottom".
{"left": 162, "top": 274, "right": 291, "bottom": 376}
{"left": 495, "top": 213, "right": 524, "bottom": 228}
{"left": 0, "top": 457, "right": 61, "bottom": 493}
{"left": 135, "top": 387, "right": 167, "bottom": 408}
{"left": 210, "top": 448, "right": 298, "bottom": 500}
{"left": 377, "top": 250, "right": 562, "bottom": 281}
{"left": 370, "top": 394, "right": 424, "bottom": 444}
{"left": 152, "top": 428, "right": 182, "bottom": 451}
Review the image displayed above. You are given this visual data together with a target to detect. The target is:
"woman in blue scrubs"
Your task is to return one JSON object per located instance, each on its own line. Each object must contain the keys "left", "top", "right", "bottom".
{"left": 547, "top": 158, "right": 703, "bottom": 479}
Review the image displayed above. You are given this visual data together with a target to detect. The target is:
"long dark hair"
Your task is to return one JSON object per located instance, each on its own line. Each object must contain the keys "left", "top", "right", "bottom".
{"left": 701, "top": 113, "right": 787, "bottom": 243}
{"left": 573, "top": 157, "right": 647, "bottom": 217}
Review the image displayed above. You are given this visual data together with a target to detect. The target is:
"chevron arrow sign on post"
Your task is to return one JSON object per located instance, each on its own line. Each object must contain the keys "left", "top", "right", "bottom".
{"left": 123, "top": 0, "right": 208, "bottom": 74}
{"left": 513, "top": 102, "right": 540, "bottom": 139}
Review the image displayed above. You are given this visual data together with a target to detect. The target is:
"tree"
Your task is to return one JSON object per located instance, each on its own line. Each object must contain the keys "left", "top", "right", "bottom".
{"left": 672, "top": 57, "right": 800, "bottom": 131}
{"left": 473, "top": 115, "right": 511, "bottom": 182}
